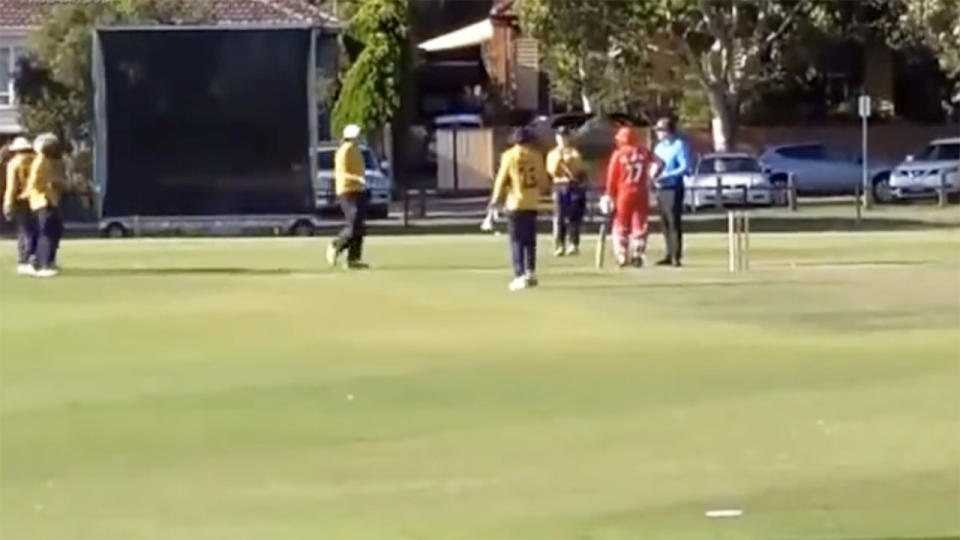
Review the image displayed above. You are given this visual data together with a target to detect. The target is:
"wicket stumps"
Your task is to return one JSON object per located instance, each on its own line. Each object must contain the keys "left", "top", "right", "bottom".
{"left": 727, "top": 211, "right": 750, "bottom": 272}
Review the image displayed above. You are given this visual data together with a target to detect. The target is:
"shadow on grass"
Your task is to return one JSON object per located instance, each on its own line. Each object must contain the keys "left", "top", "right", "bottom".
{"left": 63, "top": 267, "right": 321, "bottom": 277}
{"left": 545, "top": 279, "right": 828, "bottom": 291}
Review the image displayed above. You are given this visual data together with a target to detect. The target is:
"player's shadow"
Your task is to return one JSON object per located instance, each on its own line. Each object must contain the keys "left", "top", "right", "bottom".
{"left": 554, "top": 279, "right": 824, "bottom": 290}
{"left": 64, "top": 267, "right": 320, "bottom": 277}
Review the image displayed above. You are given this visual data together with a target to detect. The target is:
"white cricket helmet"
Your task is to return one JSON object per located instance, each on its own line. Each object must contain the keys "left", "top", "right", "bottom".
{"left": 343, "top": 124, "right": 361, "bottom": 140}
{"left": 9, "top": 137, "right": 32, "bottom": 152}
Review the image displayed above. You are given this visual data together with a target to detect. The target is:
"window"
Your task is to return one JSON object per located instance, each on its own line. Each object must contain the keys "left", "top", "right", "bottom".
{"left": 698, "top": 157, "right": 761, "bottom": 175}
{"left": 0, "top": 46, "right": 25, "bottom": 107}
{"left": 918, "top": 143, "right": 960, "bottom": 161}
{"left": 777, "top": 145, "right": 826, "bottom": 160}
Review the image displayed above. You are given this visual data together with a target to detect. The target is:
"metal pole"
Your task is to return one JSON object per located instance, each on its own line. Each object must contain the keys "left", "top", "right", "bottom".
{"left": 854, "top": 181, "right": 862, "bottom": 223}
{"left": 715, "top": 176, "right": 723, "bottom": 210}
{"left": 743, "top": 211, "right": 749, "bottom": 271}
{"left": 787, "top": 172, "right": 798, "bottom": 211}
{"left": 861, "top": 113, "right": 872, "bottom": 209}
{"left": 728, "top": 211, "right": 736, "bottom": 273}
{"left": 939, "top": 171, "right": 949, "bottom": 207}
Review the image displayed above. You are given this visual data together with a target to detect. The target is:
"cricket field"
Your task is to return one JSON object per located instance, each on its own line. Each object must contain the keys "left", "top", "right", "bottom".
{"left": 1, "top": 230, "right": 958, "bottom": 540}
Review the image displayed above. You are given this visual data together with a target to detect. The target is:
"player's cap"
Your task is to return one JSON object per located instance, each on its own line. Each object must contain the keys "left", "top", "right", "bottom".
{"left": 654, "top": 117, "right": 675, "bottom": 133}
{"left": 343, "top": 124, "right": 361, "bottom": 140}
{"left": 614, "top": 126, "right": 636, "bottom": 146}
{"left": 510, "top": 127, "right": 535, "bottom": 145}
{"left": 33, "top": 133, "right": 58, "bottom": 153}
{"left": 9, "top": 137, "right": 31, "bottom": 152}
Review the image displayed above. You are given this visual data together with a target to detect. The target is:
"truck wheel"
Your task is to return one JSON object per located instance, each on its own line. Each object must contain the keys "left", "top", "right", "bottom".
{"left": 289, "top": 220, "right": 316, "bottom": 236}
{"left": 770, "top": 175, "right": 789, "bottom": 206}
{"left": 103, "top": 222, "right": 128, "bottom": 238}
{"left": 872, "top": 173, "right": 893, "bottom": 204}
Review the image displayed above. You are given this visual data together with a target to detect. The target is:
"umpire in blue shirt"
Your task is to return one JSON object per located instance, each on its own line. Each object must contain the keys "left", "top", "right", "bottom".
{"left": 652, "top": 117, "right": 691, "bottom": 267}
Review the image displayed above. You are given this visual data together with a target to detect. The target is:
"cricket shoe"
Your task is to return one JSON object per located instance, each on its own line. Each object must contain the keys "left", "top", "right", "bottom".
{"left": 632, "top": 254, "right": 646, "bottom": 268}
{"left": 508, "top": 277, "right": 528, "bottom": 291}
{"left": 553, "top": 247, "right": 566, "bottom": 257}
{"left": 346, "top": 260, "right": 370, "bottom": 270}
{"left": 565, "top": 245, "right": 580, "bottom": 256}
{"left": 524, "top": 273, "right": 539, "bottom": 287}
{"left": 16, "top": 264, "right": 35, "bottom": 275}
{"left": 655, "top": 257, "right": 673, "bottom": 267}
{"left": 35, "top": 268, "right": 58, "bottom": 278}
{"left": 616, "top": 254, "right": 629, "bottom": 267}
{"left": 326, "top": 243, "right": 339, "bottom": 267}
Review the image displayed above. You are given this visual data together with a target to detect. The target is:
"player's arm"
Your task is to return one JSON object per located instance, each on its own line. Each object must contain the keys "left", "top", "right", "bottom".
{"left": 604, "top": 153, "right": 620, "bottom": 199}
{"left": 647, "top": 148, "right": 665, "bottom": 180}
{"left": 3, "top": 160, "right": 19, "bottom": 216}
{"left": 545, "top": 149, "right": 559, "bottom": 180}
{"left": 490, "top": 150, "right": 511, "bottom": 207}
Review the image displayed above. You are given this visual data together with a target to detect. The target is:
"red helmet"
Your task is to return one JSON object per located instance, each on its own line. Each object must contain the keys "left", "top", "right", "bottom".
{"left": 614, "top": 126, "right": 636, "bottom": 147}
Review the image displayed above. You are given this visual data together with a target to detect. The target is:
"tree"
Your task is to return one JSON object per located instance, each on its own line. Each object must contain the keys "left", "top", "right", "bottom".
{"left": 895, "top": 0, "right": 959, "bottom": 92}
{"left": 15, "top": 0, "right": 211, "bottom": 182}
{"left": 521, "top": 0, "right": 813, "bottom": 151}
{"left": 329, "top": 0, "right": 409, "bottom": 139}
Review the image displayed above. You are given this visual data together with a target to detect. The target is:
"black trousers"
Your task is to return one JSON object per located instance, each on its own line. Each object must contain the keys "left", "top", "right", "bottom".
{"left": 333, "top": 191, "right": 367, "bottom": 262}
{"left": 656, "top": 185, "right": 684, "bottom": 264}
{"left": 12, "top": 202, "right": 37, "bottom": 264}
{"left": 35, "top": 206, "right": 62, "bottom": 269}
{"left": 509, "top": 210, "right": 537, "bottom": 278}
{"left": 553, "top": 184, "right": 586, "bottom": 249}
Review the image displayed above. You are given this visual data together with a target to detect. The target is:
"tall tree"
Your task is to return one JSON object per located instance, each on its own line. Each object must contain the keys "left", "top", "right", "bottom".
{"left": 895, "top": 0, "right": 959, "bottom": 91}
{"left": 521, "top": 0, "right": 813, "bottom": 151}
{"left": 329, "top": 0, "right": 409, "bottom": 139}
{"left": 15, "top": 0, "right": 211, "bottom": 177}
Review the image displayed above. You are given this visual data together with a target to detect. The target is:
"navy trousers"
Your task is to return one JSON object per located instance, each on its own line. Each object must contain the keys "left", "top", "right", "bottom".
{"left": 12, "top": 202, "right": 37, "bottom": 264}
{"left": 35, "top": 206, "right": 62, "bottom": 269}
{"left": 509, "top": 210, "right": 537, "bottom": 278}
{"left": 553, "top": 183, "right": 586, "bottom": 248}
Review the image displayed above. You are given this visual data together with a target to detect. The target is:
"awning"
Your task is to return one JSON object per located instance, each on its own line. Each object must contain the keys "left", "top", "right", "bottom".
{"left": 418, "top": 19, "right": 493, "bottom": 52}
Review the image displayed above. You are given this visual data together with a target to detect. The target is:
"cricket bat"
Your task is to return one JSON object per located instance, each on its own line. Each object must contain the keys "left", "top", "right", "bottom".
{"left": 595, "top": 213, "right": 612, "bottom": 268}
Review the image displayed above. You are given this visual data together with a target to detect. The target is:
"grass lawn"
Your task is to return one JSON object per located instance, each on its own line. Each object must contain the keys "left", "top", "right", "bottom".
{"left": 1, "top": 231, "right": 958, "bottom": 540}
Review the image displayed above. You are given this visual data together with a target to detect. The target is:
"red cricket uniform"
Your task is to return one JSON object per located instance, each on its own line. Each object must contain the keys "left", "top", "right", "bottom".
{"left": 605, "top": 127, "right": 659, "bottom": 262}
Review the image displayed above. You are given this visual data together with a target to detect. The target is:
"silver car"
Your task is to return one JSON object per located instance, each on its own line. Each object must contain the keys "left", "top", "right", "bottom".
{"left": 886, "top": 137, "right": 959, "bottom": 203}
{"left": 685, "top": 153, "right": 773, "bottom": 208}
{"left": 758, "top": 142, "right": 891, "bottom": 201}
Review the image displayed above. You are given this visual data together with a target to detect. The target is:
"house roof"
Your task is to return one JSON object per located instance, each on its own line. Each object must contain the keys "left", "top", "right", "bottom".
{"left": 0, "top": 0, "right": 338, "bottom": 29}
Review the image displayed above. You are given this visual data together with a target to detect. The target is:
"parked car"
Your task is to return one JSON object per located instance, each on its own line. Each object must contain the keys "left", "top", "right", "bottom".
{"left": 758, "top": 142, "right": 892, "bottom": 201}
{"left": 316, "top": 143, "right": 392, "bottom": 219}
{"left": 885, "top": 137, "right": 959, "bottom": 203}
{"left": 685, "top": 153, "right": 773, "bottom": 208}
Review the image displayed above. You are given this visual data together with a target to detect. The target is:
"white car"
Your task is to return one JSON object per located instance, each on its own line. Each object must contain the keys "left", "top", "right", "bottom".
{"left": 685, "top": 153, "right": 773, "bottom": 208}
{"left": 885, "top": 137, "right": 959, "bottom": 202}
{"left": 316, "top": 144, "right": 392, "bottom": 219}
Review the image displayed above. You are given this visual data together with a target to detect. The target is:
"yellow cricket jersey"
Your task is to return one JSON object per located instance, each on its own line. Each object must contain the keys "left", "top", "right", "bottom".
{"left": 491, "top": 144, "right": 549, "bottom": 211}
{"left": 546, "top": 145, "right": 583, "bottom": 184}
{"left": 26, "top": 155, "right": 66, "bottom": 211}
{"left": 334, "top": 141, "right": 366, "bottom": 196}
{"left": 3, "top": 153, "right": 33, "bottom": 210}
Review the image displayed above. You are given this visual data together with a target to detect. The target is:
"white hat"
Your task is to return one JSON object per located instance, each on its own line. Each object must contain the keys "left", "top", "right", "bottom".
{"left": 33, "top": 133, "right": 58, "bottom": 153}
{"left": 343, "top": 124, "right": 361, "bottom": 140}
{"left": 9, "top": 137, "right": 31, "bottom": 152}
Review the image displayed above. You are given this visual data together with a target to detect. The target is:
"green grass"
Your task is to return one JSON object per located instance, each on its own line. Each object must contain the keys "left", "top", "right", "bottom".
{"left": 1, "top": 232, "right": 958, "bottom": 540}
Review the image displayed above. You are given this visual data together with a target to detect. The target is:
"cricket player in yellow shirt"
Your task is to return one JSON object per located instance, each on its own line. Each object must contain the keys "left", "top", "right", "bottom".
{"left": 2, "top": 137, "right": 37, "bottom": 274}
{"left": 545, "top": 126, "right": 586, "bottom": 256}
{"left": 326, "top": 124, "right": 369, "bottom": 269}
{"left": 488, "top": 127, "right": 550, "bottom": 291}
{"left": 25, "top": 133, "right": 67, "bottom": 277}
